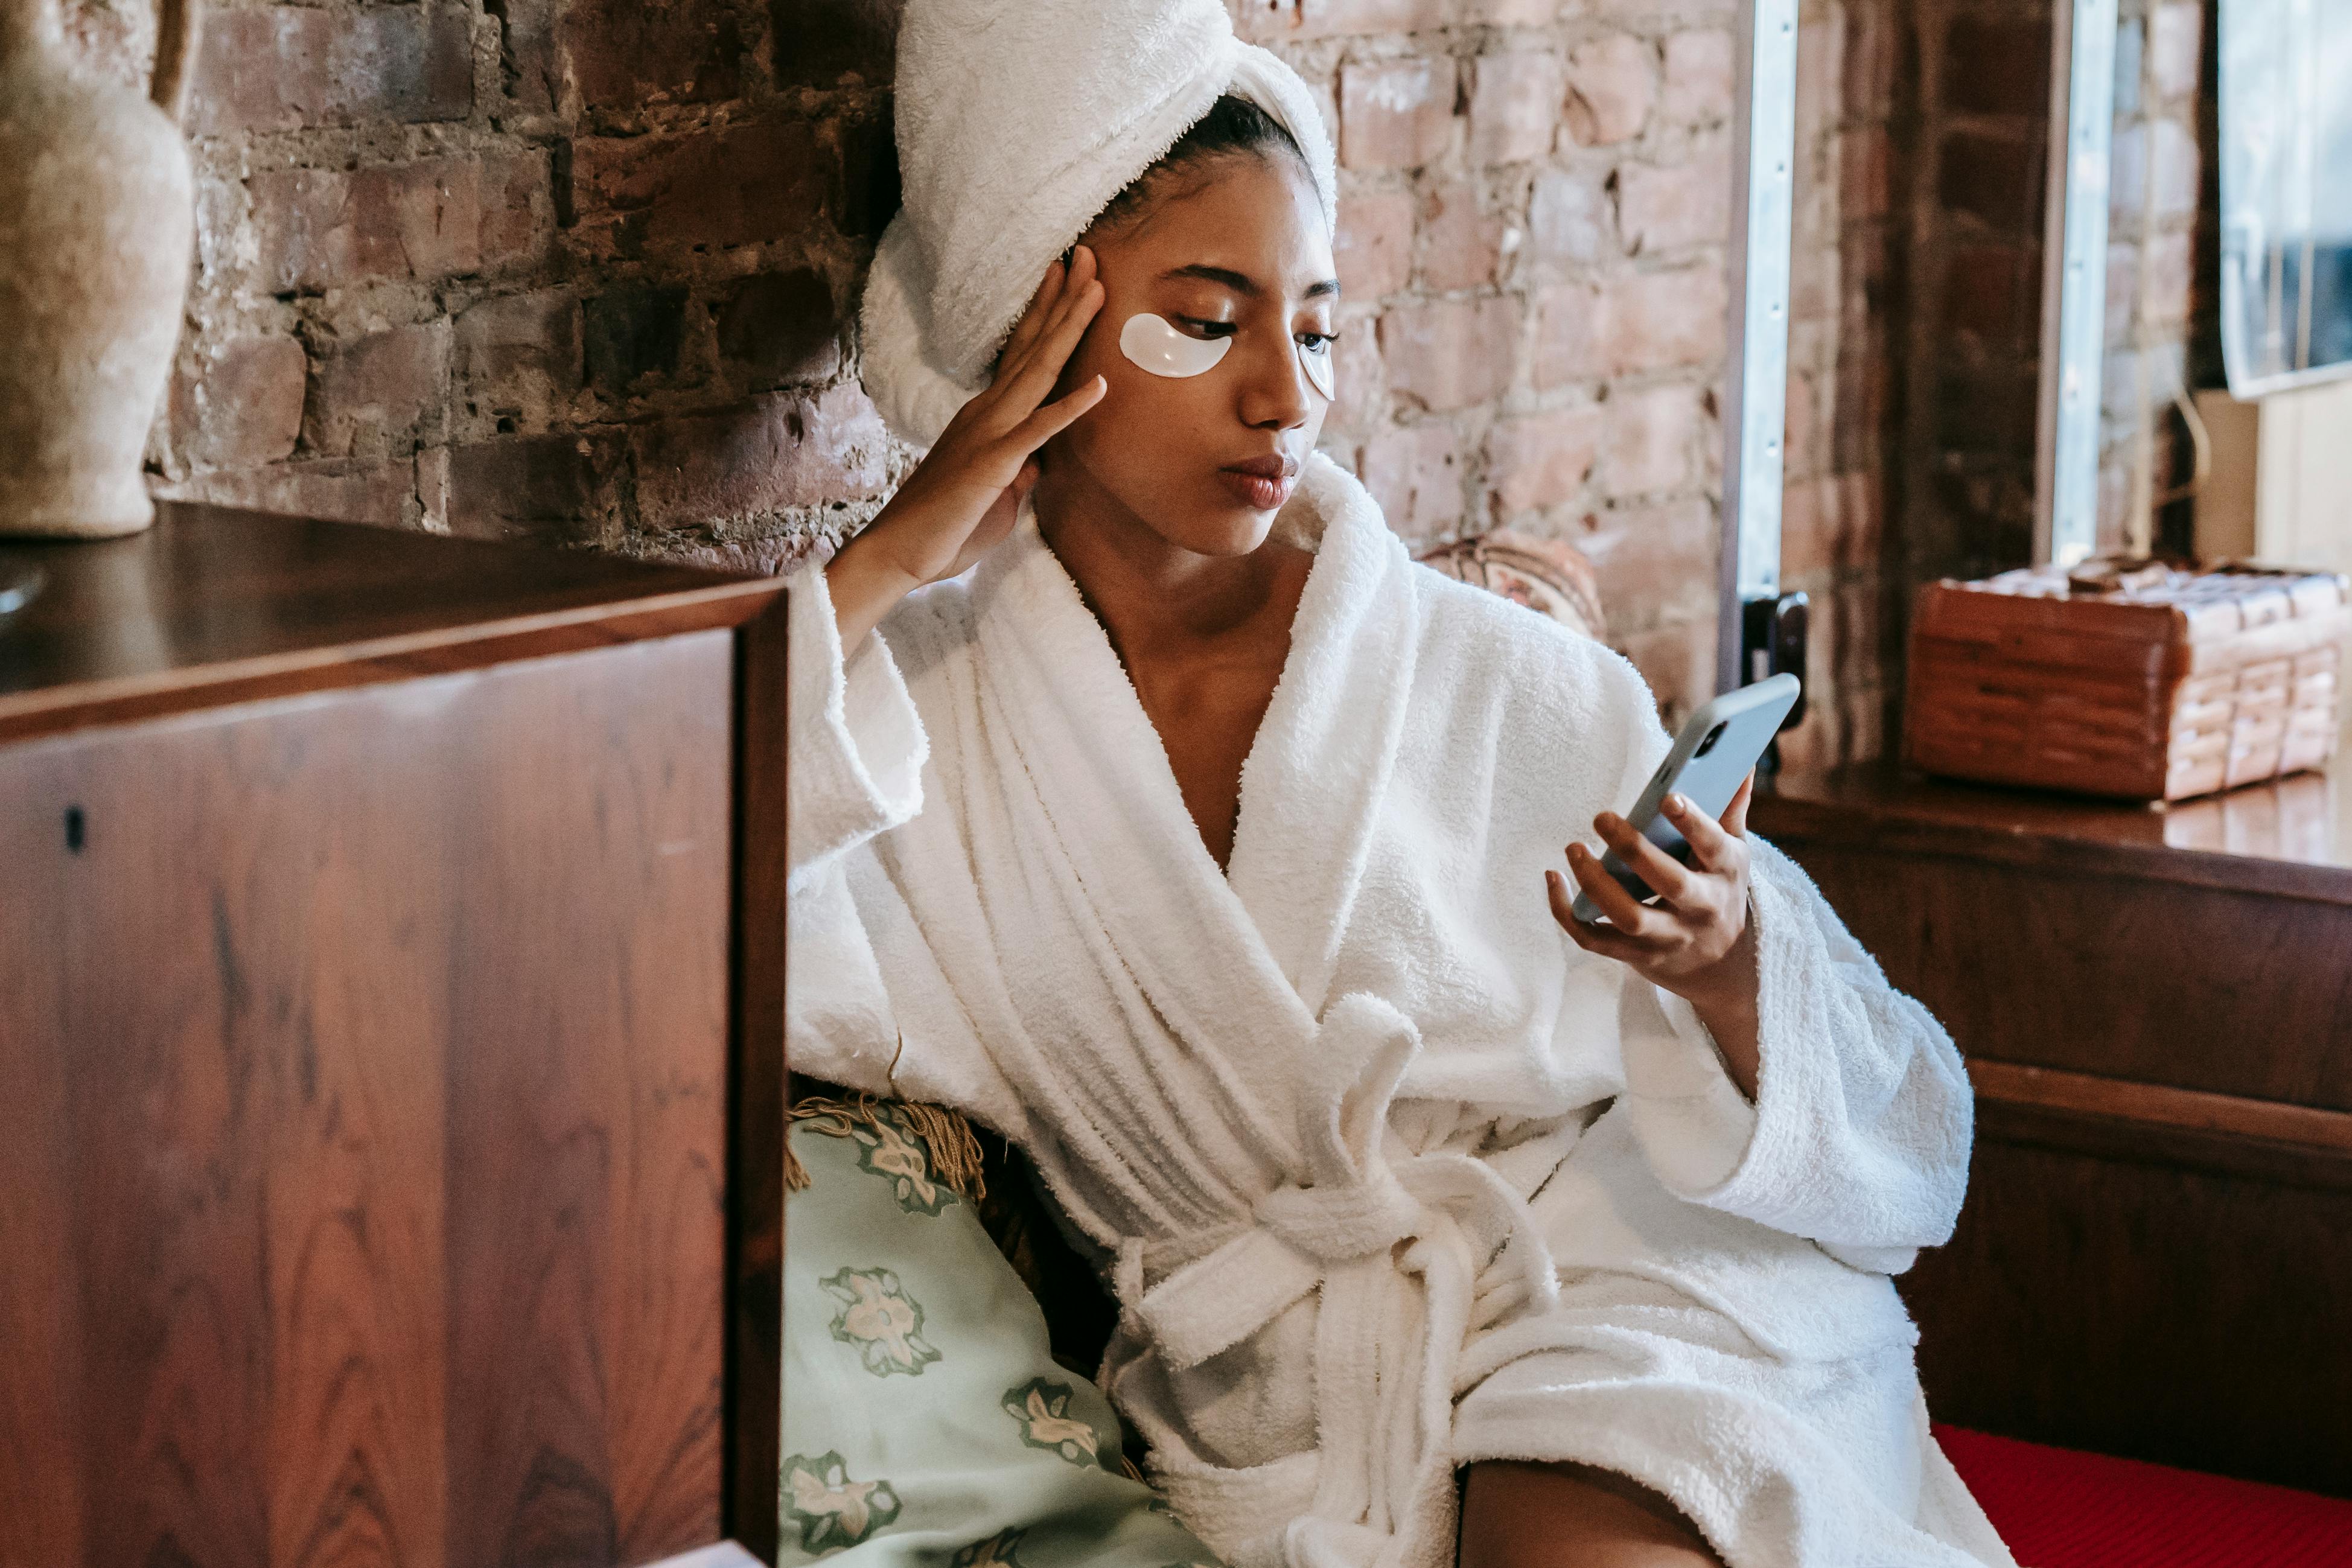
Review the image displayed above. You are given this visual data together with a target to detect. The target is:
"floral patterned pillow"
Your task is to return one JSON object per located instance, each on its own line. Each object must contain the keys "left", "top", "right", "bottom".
{"left": 784, "top": 1099, "right": 1222, "bottom": 1568}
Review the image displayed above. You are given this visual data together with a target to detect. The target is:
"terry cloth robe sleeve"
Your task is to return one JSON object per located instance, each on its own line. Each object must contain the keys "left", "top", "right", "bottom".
{"left": 783, "top": 563, "right": 931, "bottom": 1100}
{"left": 786, "top": 561, "right": 929, "bottom": 885}
{"left": 1590, "top": 655, "right": 1974, "bottom": 1275}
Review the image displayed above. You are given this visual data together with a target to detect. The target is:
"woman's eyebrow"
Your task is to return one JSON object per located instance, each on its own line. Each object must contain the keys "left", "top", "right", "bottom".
{"left": 1159, "top": 263, "right": 1343, "bottom": 301}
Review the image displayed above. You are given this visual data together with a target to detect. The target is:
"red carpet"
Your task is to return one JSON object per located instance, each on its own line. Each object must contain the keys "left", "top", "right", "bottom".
{"left": 1933, "top": 1424, "right": 2352, "bottom": 1567}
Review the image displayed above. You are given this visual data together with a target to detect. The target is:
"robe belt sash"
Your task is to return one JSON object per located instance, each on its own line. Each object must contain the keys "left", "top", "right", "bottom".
{"left": 1115, "top": 993, "right": 1566, "bottom": 1565}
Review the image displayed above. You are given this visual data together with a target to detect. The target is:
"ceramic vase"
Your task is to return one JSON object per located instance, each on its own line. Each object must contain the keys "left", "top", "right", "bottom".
{"left": 0, "top": 0, "right": 199, "bottom": 539}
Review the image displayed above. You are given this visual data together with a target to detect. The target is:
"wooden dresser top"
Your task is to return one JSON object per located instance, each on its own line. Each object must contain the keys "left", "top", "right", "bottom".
{"left": 1754, "top": 755, "right": 2352, "bottom": 907}
{"left": 0, "top": 503, "right": 784, "bottom": 744}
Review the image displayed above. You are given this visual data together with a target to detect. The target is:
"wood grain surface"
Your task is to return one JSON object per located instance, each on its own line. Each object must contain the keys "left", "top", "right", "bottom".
{"left": 1754, "top": 762, "right": 2352, "bottom": 1496}
{"left": 0, "top": 503, "right": 780, "bottom": 746}
{"left": 724, "top": 602, "right": 788, "bottom": 1561}
{"left": 0, "top": 631, "right": 739, "bottom": 1568}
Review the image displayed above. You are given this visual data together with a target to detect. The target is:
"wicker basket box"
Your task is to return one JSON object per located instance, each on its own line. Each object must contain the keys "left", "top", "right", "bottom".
{"left": 1903, "top": 559, "right": 2351, "bottom": 802}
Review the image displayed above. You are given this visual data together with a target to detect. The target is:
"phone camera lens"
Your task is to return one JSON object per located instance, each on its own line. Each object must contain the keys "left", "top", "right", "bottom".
{"left": 1694, "top": 723, "right": 1726, "bottom": 757}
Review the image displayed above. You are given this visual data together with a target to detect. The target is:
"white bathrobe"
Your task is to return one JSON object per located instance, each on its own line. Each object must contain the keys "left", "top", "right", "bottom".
{"left": 786, "top": 450, "right": 2016, "bottom": 1568}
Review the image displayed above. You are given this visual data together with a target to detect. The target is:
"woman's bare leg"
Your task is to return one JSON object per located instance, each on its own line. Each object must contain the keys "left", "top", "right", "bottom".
{"left": 1458, "top": 1461, "right": 1728, "bottom": 1568}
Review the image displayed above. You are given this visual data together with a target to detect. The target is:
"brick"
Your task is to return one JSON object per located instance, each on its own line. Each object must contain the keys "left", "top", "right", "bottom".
{"left": 1339, "top": 58, "right": 1455, "bottom": 171}
{"left": 1563, "top": 34, "right": 1655, "bottom": 147}
{"left": 1534, "top": 282, "right": 1604, "bottom": 386}
{"left": 1237, "top": 0, "right": 1447, "bottom": 45}
{"left": 303, "top": 322, "right": 451, "bottom": 459}
{"left": 187, "top": 7, "right": 472, "bottom": 137}
{"left": 1793, "top": 5, "right": 1837, "bottom": 155}
{"left": 1322, "top": 308, "right": 1388, "bottom": 439}
{"left": 1469, "top": 51, "right": 1563, "bottom": 165}
{"left": 1832, "top": 345, "right": 1886, "bottom": 474}
{"left": 569, "top": 120, "right": 824, "bottom": 258}
{"left": 1529, "top": 167, "right": 1613, "bottom": 265}
{"left": 415, "top": 444, "right": 451, "bottom": 532}
{"left": 1842, "top": 226, "right": 1892, "bottom": 334}
{"left": 1416, "top": 183, "right": 1505, "bottom": 292}
{"left": 1843, "top": 2, "right": 1897, "bottom": 120}
{"left": 2149, "top": 118, "right": 2201, "bottom": 219}
{"left": 2143, "top": 228, "right": 2193, "bottom": 324}
{"left": 717, "top": 269, "right": 841, "bottom": 388}
{"left": 584, "top": 284, "right": 690, "bottom": 395}
{"left": 170, "top": 334, "right": 307, "bottom": 471}
{"left": 564, "top": 0, "right": 742, "bottom": 109}
{"left": 1940, "top": 130, "right": 2043, "bottom": 234}
{"left": 1838, "top": 126, "right": 1890, "bottom": 222}
{"left": 2106, "top": 241, "right": 2138, "bottom": 340}
{"left": 776, "top": 0, "right": 900, "bottom": 83}
{"left": 1484, "top": 405, "right": 1605, "bottom": 514}
{"left": 1779, "top": 472, "right": 1841, "bottom": 576}
{"left": 1602, "top": 383, "right": 1709, "bottom": 496}
{"left": 1942, "top": 14, "right": 2049, "bottom": 118}
{"left": 826, "top": 110, "right": 903, "bottom": 241}
{"left": 456, "top": 290, "right": 583, "bottom": 419}
{"left": 249, "top": 159, "right": 482, "bottom": 293}
{"left": 2148, "top": 2, "right": 2202, "bottom": 99}
{"left": 1783, "top": 366, "right": 1819, "bottom": 480}
{"left": 1601, "top": 265, "right": 1728, "bottom": 375}
{"left": 1580, "top": 496, "right": 1716, "bottom": 619}
{"left": 631, "top": 383, "right": 890, "bottom": 527}
{"left": 479, "top": 150, "right": 557, "bottom": 275}
{"left": 1359, "top": 421, "right": 1462, "bottom": 537}
{"left": 158, "top": 456, "right": 424, "bottom": 529}
{"left": 486, "top": 0, "right": 562, "bottom": 115}
{"left": 1379, "top": 295, "right": 1519, "bottom": 412}
{"left": 1458, "top": 0, "right": 1559, "bottom": 24}
{"left": 444, "top": 433, "right": 629, "bottom": 545}
{"left": 1660, "top": 29, "right": 1734, "bottom": 127}
{"left": 1939, "top": 241, "right": 2031, "bottom": 345}
{"left": 1335, "top": 191, "right": 1416, "bottom": 299}
{"left": 2112, "top": 17, "right": 2144, "bottom": 118}
{"left": 1617, "top": 144, "right": 1732, "bottom": 253}
{"left": 1789, "top": 221, "right": 1841, "bottom": 323}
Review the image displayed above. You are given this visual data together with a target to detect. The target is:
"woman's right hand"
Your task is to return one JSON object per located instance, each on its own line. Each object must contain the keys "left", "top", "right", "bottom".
{"left": 824, "top": 245, "right": 1107, "bottom": 648}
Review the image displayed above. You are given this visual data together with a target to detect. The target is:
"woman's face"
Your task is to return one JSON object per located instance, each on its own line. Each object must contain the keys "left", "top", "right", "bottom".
{"left": 1039, "top": 150, "right": 1339, "bottom": 558}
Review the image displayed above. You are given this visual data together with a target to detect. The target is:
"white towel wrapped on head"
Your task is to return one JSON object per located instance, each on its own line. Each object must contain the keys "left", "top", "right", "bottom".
{"left": 858, "top": 0, "right": 1338, "bottom": 447}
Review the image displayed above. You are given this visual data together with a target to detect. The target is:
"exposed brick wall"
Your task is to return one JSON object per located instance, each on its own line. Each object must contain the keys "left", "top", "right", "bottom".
{"left": 1899, "top": 0, "right": 2207, "bottom": 586}
{"left": 84, "top": 0, "right": 1904, "bottom": 751}
{"left": 1239, "top": 0, "right": 1905, "bottom": 750}
{"left": 78, "top": 0, "right": 900, "bottom": 575}
{"left": 2104, "top": 0, "right": 2204, "bottom": 550}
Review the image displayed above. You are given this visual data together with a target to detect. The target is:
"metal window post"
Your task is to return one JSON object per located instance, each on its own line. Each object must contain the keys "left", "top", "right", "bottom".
{"left": 2035, "top": 0, "right": 2118, "bottom": 568}
{"left": 1716, "top": 0, "right": 1803, "bottom": 698}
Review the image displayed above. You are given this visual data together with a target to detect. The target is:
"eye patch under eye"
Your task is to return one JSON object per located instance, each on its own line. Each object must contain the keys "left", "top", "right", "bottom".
{"left": 1298, "top": 336, "right": 1334, "bottom": 400}
{"left": 1118, "top": 313, "right": 1231, "bottom": 377}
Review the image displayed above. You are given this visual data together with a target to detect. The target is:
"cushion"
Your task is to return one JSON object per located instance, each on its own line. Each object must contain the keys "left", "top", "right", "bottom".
{"left": 1932, "top": 1424, "right": 2352, "bottom": 1568}
{"left": 1414, "top": 531, "right": 1607, "bottom": 643}
{"left": 783, "top": 1096, "right": 1223, "bottom": 1567}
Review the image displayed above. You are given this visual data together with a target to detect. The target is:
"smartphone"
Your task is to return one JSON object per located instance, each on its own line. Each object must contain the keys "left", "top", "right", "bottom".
{"left": 1570, "top": 673, "right": 1802, "bottom": 924}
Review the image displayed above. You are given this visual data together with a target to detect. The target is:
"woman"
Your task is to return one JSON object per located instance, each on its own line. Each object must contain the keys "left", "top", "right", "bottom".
{"left": 789, "top": 2, "right": 2011, "bottom": 1564}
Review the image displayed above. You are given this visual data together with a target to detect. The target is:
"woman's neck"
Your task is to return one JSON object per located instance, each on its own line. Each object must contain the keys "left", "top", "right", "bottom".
{"left": 1031, "top": 459, "right": 1305, "bottom": 669}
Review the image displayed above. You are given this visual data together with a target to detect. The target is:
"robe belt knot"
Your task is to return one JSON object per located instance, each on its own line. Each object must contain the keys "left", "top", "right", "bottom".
{"left": 1132, "top": 992, "right": 1559, "bottom": 1373}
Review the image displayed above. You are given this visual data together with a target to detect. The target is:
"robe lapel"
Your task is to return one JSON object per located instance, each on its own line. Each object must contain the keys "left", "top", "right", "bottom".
{"left": 1225, "top": 453, "right": 1421, "bottom": 1019}
{"left": 963, "top": 455, "right": 1419, "bottom": 1135}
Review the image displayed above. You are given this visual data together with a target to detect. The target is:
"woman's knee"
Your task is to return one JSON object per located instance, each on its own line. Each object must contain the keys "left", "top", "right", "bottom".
{"left": 1458, "top": 1459, "right": 1727, "bottom": 1568}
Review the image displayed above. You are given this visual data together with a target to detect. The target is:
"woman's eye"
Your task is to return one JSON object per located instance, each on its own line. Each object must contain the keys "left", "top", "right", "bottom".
{"left": 1176, "top": 316, "right": 1238, "bottom": 338}
{"left": 1298, "top": 331, "right": 1337, "bottom": 354}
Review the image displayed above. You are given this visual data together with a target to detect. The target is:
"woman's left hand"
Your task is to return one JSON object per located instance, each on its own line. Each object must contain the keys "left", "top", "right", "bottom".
{"left": 1544, "top": 774, "right": 1763, "bottom": 1095}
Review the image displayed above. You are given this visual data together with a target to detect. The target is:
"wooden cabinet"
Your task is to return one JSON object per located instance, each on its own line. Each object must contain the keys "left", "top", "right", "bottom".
{"left": 1753, "top": 763, "right": 2352, "bottom": 1497}
{"left": 0, "top": 504, "right": 788, "bottom": 1568}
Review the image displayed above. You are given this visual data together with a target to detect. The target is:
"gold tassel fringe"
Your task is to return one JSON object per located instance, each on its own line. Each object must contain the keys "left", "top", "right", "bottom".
{"left": 785, "top": 1091, "right": 988, "bottom": 1203}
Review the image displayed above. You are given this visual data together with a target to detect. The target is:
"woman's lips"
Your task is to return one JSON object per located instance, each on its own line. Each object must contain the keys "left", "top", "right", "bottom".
{"left": 1217, "top": 467, "right": 1297, "bottom": 511}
